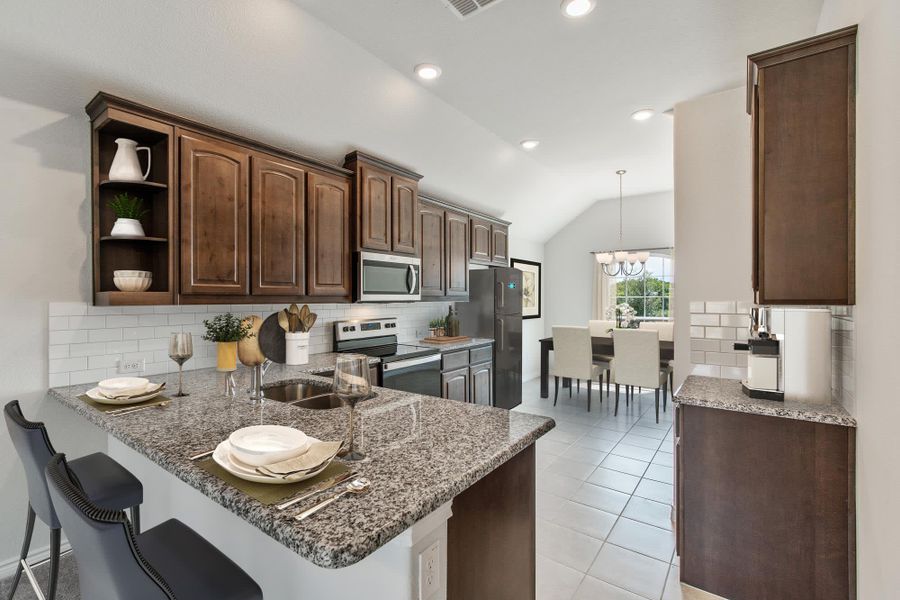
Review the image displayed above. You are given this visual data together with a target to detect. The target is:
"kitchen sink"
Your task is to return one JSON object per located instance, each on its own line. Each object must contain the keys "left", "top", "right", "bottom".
{"left": 263, "top": 382, "right": 337, "bottom": 408}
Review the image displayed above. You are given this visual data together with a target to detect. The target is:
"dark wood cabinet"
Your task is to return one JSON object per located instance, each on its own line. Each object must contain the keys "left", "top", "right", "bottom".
{"left": 358, "top": 164, "right": 392, "bottom": 252}
{"left": 491, "top": 223, "right": 509, "bottom": 265}
{"left": 470, "top": 217, "right": 492, "bottom": 263}
{"left": 445, "top": 209, "right": 470, "bottom": 297}
{"left": 392, "top": 175, "right": 419, "bottom": 255}
{"left": 470, "top": 362, "right": 493, "bottom": 406}
{"left": 442, "top": 367, "right": 470, "bottom": 403}
{"left": 418, "top": 200, "right": 445, "bottom": 297}
{"left": 748, "top": 26, "right": 856, "bottom": 305}
{"left": 251, "top": 155, "right": 305, "bottom": 296}
{"left": 179, "top": 131, "right": 250, "bottom": 295}
{"left": 307, "top": 170, "right": 352, "bottom": 298}
{"left": 676, "top": 404, "right": 855, "bottom": 600}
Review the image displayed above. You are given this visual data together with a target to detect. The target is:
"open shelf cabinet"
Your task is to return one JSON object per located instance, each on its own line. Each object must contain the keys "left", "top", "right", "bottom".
{"left": 90, "top": 100, "right": 176, "bottom": 305}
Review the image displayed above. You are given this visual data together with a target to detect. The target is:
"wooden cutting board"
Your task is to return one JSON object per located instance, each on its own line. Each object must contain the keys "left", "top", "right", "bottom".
{"left": 422, "top": 335, "right": 471, "bottom": 344}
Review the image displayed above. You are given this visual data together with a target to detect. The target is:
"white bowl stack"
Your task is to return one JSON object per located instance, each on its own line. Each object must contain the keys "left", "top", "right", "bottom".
{"left": 113, "top": 270, "right": 152, "bottom": 292}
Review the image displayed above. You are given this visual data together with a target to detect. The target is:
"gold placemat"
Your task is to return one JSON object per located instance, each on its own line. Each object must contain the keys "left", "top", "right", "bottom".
{"left": 78, "top": 394, "right": 172, "bottom": 413}
{"left": 197, "top": 458, "right": 351, "bottom": 506}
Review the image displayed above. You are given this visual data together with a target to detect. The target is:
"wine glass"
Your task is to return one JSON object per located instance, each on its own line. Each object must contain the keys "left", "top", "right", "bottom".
{"left": 333, "top": 354, "right": 372, "bottom": 462}
{"left": 168, "top": 333, "right": 193, "bottom": 397}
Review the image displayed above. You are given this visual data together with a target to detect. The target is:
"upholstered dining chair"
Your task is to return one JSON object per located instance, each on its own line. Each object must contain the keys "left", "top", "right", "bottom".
{"left": 610, "top": 329, "right": 669, "bottom": 422}
{"left": 639, "top": 321, "right": 675, "bottom": 409}
{"left": 4, "top": 400, "right": 144, "bottom": 600}
{"left": 588, "top": 319, "right": 616, "bottom": 397}
{"left": 45, "top": 453, "right": 263, "bottom": 600}
{"left": 551, "top": 326, "right": 604, "bottom": 411}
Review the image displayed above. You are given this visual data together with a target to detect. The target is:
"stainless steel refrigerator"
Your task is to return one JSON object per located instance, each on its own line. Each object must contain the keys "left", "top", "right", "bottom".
{"left": 457, "top": 268, "right": 523, "bottom": 410}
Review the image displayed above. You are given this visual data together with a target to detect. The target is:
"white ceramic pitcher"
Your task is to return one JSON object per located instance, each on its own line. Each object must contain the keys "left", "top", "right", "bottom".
{"left": 109, "top": 138, "right": 151, "bottom": 181}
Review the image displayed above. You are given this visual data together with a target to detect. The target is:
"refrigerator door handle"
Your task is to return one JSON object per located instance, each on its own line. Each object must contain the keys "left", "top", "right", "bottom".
{"left": 497, "top": 318, "right": 504, "bottom": 351}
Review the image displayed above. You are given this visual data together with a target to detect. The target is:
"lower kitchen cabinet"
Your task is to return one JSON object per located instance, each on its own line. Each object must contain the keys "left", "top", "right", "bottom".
{"left": 469, "top": 362, "right": 492, "bottom": 406}
{"left": 442, "top": 367, "right": 470, "bottom": 403}
{"left": 676, "top": 404, "right": 855, "bottom": 600}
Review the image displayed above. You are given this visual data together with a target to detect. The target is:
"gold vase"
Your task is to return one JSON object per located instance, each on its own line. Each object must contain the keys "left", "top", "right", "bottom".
{"left": 216, "top": 341, "right": 238, "bottom": 372}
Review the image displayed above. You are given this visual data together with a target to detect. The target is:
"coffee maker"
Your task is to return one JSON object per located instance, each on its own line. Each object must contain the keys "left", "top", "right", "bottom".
{"left": 734, "top": 307, "right": 785, "bottom": 401}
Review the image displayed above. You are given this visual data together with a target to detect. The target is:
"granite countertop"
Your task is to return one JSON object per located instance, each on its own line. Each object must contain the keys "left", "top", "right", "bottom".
{"left": 415, "top": 337, "right": 494, "bottom": 352}
{"left": 674, "top": 375, "right": 856, "bottom": 427}
{"left": 48, "top": 362, "right": 552, "bottom": 569}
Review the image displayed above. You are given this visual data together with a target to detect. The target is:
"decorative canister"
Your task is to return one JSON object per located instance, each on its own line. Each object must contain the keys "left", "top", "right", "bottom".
{"left": 216, "top": 341, "right": 238, "bottom": 372}
{"left": 285, "top": 331, "right": 310, "bottom": 366}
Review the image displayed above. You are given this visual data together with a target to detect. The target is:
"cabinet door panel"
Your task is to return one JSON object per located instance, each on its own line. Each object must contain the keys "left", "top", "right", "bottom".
{"left": 491, "top": 223, "right": 509, "bottom": 265}
{"left": 359, "top": 165, "right": 392, "bottom": 252}
{"left": 419, "top": 202, "right": 445, "bottom": 297}
{"left": 446, "top": 210, "right": 470, "bottom": 297}
{"left": 470, "top": 363, "right": 493, "bottom": 406}
{"left": 307, "top": 170, "right": 351, "bottom": 298}
{"left": 180, "top": 132, "right": 249, "bottom": 295}
{"left": 442, "top": 367, "right": 470, "bottom": 402}
{"left": 392, "top": 175, "right": 419, "bottom": 255}
{"left": 470, "top": 217, "right": 492, "bottom": 263}
{"left": 251, "top": 156, "right": 305, "bottom": 295}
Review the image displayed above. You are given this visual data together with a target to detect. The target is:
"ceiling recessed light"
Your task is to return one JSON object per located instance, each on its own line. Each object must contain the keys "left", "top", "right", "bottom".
{"left": 631, "top": 108, "right": 655, "bottom": 121}
{"left": 520, "top": 139, "right": 540, "bottom": 150}
{"left": 414, "top": 63, "right": 442, "bottom": 80}
{"left": 561, "top": 0, "right": 596, "bottom": 18}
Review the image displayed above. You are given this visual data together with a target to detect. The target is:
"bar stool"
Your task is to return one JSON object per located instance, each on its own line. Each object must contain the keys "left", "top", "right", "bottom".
{"left": 45, "top": 453, "right": 264, "bottom": 600}
{"left": 4, "top": 400, "right": 144, "bottom": 600}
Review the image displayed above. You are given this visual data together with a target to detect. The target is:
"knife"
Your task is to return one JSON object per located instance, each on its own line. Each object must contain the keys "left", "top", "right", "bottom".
{"left": 275, "top": 471, "right": 358, "bottom": 511}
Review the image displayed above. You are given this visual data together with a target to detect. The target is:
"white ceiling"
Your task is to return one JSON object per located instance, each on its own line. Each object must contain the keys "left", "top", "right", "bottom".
{"left": 295, "top": 0, "right": 823, "bottom": 235}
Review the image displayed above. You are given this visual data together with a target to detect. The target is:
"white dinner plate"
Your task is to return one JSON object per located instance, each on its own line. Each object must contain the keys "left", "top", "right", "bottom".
{"left": 85, "top": 384, "right": 164, "bottom": 405}
{"left": 228, "top": 425, "right": 311, "bottom": 467}
{"left": 212, "top": 438, "right": 329, "bottom": 485}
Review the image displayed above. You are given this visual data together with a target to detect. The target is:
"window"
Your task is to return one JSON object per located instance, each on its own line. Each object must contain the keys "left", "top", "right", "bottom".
{"left": 613, "top": 255, "right": 673, "bottom": 319}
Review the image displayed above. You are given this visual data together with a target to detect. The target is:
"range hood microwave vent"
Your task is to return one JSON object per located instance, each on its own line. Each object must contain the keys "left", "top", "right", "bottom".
{"left": 440, "top": 0, "right": 504, "bottom": 20}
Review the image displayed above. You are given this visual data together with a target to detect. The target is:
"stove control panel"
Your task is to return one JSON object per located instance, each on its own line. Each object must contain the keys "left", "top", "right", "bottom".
{"left": 334, "top": 317, "right": 399, "bottom": 342}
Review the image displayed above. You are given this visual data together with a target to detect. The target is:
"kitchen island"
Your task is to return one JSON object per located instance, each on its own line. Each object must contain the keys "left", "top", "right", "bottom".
{"left": 49, "top": 361, "right": 552, "bottom": 600}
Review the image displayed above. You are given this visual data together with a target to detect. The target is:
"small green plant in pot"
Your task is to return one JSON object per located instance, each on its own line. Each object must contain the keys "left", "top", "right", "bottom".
{"left": 202, "top": 313, "right": 254, "bottom": 372}
{"left": 429, "top": 317, "right": 446, "bottom": 338}
{"left": 108, "top": 192, "right": 149, "bottom": 237}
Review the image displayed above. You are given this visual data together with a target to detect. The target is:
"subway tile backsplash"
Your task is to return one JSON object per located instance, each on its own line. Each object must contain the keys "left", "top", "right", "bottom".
{"left": 48, "top": 301, "right": 452, "bottom": 388}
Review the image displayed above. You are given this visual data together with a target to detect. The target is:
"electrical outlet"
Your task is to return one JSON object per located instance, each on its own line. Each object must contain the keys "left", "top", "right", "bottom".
{"left": 418, "top": 540, "right": 440, "bottom": 599}
{"left": 118, "top": 359, "right": 146, "bottom": 374}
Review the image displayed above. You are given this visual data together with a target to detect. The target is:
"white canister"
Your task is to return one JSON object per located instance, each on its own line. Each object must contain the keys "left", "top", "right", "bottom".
{"left": 110, "top": 218, "right": 146, "bottom": 237}
{"left": 285, "top": 332, "right": 310, "bottom": 366}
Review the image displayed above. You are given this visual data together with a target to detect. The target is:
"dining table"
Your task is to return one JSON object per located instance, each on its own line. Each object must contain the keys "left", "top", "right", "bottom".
{"left": 538, "top": 336, "right": 675, "bottom": 398}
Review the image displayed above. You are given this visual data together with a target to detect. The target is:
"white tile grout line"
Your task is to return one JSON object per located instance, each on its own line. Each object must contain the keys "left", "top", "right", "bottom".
{"left": 525, "top": 381, "right": 677, "bottom": 600}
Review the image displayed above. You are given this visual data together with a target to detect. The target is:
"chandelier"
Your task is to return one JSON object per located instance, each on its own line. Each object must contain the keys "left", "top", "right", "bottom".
{"left": 594, "top": 169, "right": 650, "bottom": 277}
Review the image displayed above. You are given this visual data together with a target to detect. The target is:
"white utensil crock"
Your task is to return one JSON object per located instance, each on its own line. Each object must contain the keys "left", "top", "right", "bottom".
{"left": 110, "top": 218, "right": 146, "bottom": 237}
{"left": 109, "top": 138, "right": 151, "bottom": 181}
{"left": 285, "top": 332, "right": 310, "bottom": 366}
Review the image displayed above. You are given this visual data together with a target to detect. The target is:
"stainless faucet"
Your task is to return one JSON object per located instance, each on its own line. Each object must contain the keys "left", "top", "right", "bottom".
{"left": 249, "top": 360, "right": 273, "bottom": 401}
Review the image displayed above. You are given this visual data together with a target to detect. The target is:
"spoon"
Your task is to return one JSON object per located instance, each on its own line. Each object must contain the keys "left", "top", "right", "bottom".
{"left": 295, "top": 478, "right": 371, "bottom": 521}
{"left": 277, "top": 310, "right": 290, "bottom": 333}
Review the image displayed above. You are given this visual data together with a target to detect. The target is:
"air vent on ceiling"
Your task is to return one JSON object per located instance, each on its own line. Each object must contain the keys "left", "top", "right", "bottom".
{"left": 440, "top": 0, "right": 505, "bottom": 20}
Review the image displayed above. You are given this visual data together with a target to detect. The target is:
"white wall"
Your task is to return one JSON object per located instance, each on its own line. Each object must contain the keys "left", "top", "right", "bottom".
{"left": 672, "top": 87, "right": 754, "bottom": 386}
{"left": 508, "top": 236, "right": 545, "bottom": 382}
{"left": 543, "top": 191, "right": 674, "bottom": 335}
{"left": 816, "top": 1, "right": 900, "bottom": 597}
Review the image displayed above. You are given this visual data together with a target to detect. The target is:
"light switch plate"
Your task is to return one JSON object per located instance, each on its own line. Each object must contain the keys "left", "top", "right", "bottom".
{"left": 118, "top": 358, "right": 146, "bottom": 374}
{"left": 418, "top": 540, "right": 440, "bottom": 599}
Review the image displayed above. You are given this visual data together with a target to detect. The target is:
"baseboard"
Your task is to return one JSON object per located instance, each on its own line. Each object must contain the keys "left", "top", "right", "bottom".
{"left": 0, "top": 540, "right": 72, "bottom": 581}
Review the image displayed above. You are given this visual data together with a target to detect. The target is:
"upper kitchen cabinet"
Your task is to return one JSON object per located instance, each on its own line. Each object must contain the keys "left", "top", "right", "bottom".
{"left": 445, "top": 209, "right": 470, "bottom": 297}
{"left": 344, "top": 152, "right": 422, "bottom": 256}
{"left": 470, "top": 215, "right": 511, "bottom": 267}
{"left": 418, "top": 195, "right": 470, "bottom": 299}
{"left": 179, "top": 130, "right": 250, "bottom": 296}
{"left": 307, "top": 169, "right": 353, "bottom": 299}
{"left": 748, "top": 26, "right": 857, "bottom": 305}
{"left": 251, "top": 154, "right": 306, "bottom": 296}
{"left": 418, "top": 198, "right": 446, "bottom": 297}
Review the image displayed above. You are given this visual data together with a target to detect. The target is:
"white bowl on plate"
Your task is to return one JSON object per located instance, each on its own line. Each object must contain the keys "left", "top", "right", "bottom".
{"left": 113, "top": 270, "right": 152, "bottom": 293}
{"left": 98, "top": 377, "right": 150, "bottom": 397}
{"left": 228, "top": 425, "right": 310, "bottom": 467}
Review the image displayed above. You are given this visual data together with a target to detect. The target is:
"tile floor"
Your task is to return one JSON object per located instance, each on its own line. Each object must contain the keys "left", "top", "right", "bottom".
{"left": 514, "top": 378, "right": 724, "bottom": 600}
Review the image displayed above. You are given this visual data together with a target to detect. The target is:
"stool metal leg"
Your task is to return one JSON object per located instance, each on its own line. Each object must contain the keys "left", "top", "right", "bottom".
{"left": 131, "top": 505, "right": 141, "bottom": 534}
{"left": 6, "top": 504, "right": 36, "bottom": 600}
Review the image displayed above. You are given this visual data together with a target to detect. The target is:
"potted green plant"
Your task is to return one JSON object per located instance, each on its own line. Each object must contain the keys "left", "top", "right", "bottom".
{"left": 108, "top": 192, "right": 149, "bottom": 237}
{"left": 429, "top": 317, "right": 446, "bottom": 338}
{"left": 202, "top": 313, "right": 253, "bottom": 372}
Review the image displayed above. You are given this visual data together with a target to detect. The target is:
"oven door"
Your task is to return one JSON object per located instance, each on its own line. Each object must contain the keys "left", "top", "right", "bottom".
{"left": 357, "top": 252, "right": 421, "bottom": 302}
{"left": 380, "top": 354, "right": 441, "bottom": 397}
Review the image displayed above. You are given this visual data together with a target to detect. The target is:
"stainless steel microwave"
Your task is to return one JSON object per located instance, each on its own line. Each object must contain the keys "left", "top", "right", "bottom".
{"left": 357, "top": 252, "right": 421, "bottom": 302}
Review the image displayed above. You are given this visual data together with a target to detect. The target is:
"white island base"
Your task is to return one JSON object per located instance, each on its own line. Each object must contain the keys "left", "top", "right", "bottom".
{"left": 110, "top": 437, "right": 452, "bottom": 600}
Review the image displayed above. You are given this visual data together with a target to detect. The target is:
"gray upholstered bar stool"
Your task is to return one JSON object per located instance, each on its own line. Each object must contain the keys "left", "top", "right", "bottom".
{"left": 4, "top": 400, "right": 144, "bottom": 600}
{"left": 45, "top": 453, "right": 264, "bottom": 600}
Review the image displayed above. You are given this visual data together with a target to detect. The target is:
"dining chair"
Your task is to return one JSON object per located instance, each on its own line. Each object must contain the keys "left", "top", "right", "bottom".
{"left": 639, "top": 321, "right": 675, "bottom": 409}
{"left": 609, "top": 329, "right": 669, "bottom": 422}
{"left": 4, "top": 400, "right": 144, "bottom": 600}
{"left": 45, "top": 453, "right": 263, "bottom": 600}
{"left": 551, "top": 326, "right": 604, "bottom": 411}
{"left": 588, "top": 319, "right": 616, "bottom": 397}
